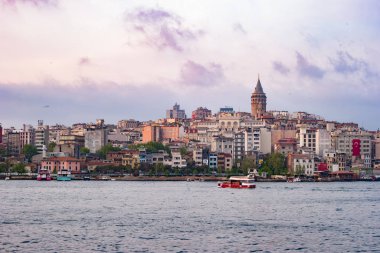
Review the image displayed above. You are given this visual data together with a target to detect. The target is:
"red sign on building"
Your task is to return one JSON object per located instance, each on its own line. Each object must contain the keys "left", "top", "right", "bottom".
{"left": 318, "top": 163, "right": 328, "bottom": 171}
{"left": 352, "top": 139, "right": 361, "bottom": 157}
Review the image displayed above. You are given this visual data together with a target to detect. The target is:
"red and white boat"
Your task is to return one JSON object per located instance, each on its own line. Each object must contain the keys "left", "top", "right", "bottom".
{"left": 218, "top": 176, "right": 256, "bottom": 189}
{"left": 37, "top": 168, "right": 52, "bottom": 181}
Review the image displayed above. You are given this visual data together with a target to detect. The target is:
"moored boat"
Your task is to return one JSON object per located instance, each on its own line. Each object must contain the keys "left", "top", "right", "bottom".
{"left": 287, "top": 177, "right": 301, "bottom": 183}
{"left": 82, "top": 175, "right": 91, "bottom": 180}
{"left": 57, "top": 169, "right": 71, "bottom": 181}
{"left": 218, "top": 175, "right": 256, "bottom": 189}
{"left": 37, "top": 168, "right": 52, "bottom": 181}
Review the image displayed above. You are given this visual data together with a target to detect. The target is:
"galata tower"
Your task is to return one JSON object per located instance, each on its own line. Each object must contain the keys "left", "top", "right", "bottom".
{"left": 251, "top": 77, "right": 267, "bottom": 119}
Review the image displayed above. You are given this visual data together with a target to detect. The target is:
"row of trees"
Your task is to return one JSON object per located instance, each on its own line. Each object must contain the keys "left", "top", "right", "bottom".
{"left": 91, "top": 163, "right": 223, "bottom": 177}
{"left": 1, "top": 142, "right": 289, "bottom": 177}
{"left": 90, "top": 154, "right": 288, "bottom": 177}
{"left": 0, "top": 163, "right": 27, "bottom": 174}
{"left": 2, "top": 143, "right": 56, "bottom": 162}
{"left": 128, "top": 142, "right": 171, "bottom": 156}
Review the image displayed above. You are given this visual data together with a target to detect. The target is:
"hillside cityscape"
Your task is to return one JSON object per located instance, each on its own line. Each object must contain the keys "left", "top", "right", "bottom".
{"left": 1, "top": 78, "right": 379, "bottom": 181}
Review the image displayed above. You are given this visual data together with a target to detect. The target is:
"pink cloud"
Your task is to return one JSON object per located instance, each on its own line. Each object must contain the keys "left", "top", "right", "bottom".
{"left": 273, "top": 61, "right": 290, "bottom": 75}
{"left": 125, "top": 7, "right": 203, "bottom": 52}
{"left": 132, "top": 8, "right": 175, "bottom": 24}
{"left": 181, "top": 60, "right": 224, "bottom": 87}
{"left": 233, "top": 23, "right": 246, "bottom": 34}
{"left": 78, "top": 57, "right": 90, "bottom": 66}
{"left": 1, "top": 0, "right": 57, "bottom": 7}
{"left": 296, "top": 52, "right": 325, "bottom": 79}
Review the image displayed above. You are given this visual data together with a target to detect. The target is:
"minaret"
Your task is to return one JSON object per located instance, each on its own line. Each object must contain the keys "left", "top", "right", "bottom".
{"left": 251, "top": 76, "right": 267, "bottom": 119}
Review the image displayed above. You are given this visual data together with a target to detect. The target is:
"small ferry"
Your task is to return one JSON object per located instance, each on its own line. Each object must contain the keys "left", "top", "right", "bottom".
{"left": 287, "top": 177, "right": 301, "bottom": 183}
{"left": 37, "top": 168, "right": 52, "bottom": 181}
{"left": 82, "top": 175, "right": 91, "bottom": 181}
{"left": 218, "top": 176, "right": 256, "bottom": 189}
{"left": 97, "top": 175, "right": 111, "bottom": 181}
{"left": 57, "top": 169, "right": 71, "bottom": 181}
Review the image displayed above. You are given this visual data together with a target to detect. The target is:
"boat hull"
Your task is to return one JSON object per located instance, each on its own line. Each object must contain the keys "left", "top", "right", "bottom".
{"left": 218, "top": 182, "right": 256, "bottom": 189}
{"left": 37, "top": 172, "right": 52, "bottom": 181}
{"left": 37, "top": 177, "right": 52, "bottom": 181}
{"left": 218, "top": 175, "right": 256, "bottom": 189}
{"left": 56, "top": 176, "right": 71, "bottom": 181}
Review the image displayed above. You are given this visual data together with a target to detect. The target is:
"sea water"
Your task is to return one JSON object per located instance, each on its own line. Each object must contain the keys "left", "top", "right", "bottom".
{"left": 1, "top": 181, "right": 379, "bottom": 252}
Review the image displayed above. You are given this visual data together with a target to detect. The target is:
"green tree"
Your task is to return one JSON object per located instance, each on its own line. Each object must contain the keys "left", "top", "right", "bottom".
{"left": 241, "top": 156, "right": 256, "bottom": 175}
{"left": 80, "top": 147, "right": 90, "bottom": 155}
{"left": 48, "top": 142, "right": 56, "bottom": 152}
{"left": 155, "top": 163, "right": 165, "bottom": 176}
{"left": 128, "top": 142, "right": 171, "bottom": 156}
{"left": 22, "top": 144, "right": 38, "bottom": 162}
{"left": 0, "top": 145, "right": 7, "bottom": 157}
{"left": 179, "top": 147, "right": 188, "bottom": 156}
{"left": 228, "top": 166, "right": 239, "bottom": 176}
{"left": 11, "top": 163, "right": 27, "bottom": 174}
{"left": 96, "top": 144, "right": 121, "bottom": 159}
{"left": 259, "top": 153, "right": 287, "bottom": 176}
{"left": 0, "top": 163, "right": 6, "bottom": 173}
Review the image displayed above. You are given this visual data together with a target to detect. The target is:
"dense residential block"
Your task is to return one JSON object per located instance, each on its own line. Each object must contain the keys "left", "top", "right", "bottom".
{"left": 1, "top": 78, "right": 379, "bottom": 178}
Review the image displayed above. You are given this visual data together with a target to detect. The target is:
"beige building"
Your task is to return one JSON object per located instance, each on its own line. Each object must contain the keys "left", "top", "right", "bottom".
{"left": 211, "top": 136, "right": 234, "bottom": 157}
{"left": 331, "top": 130, "right": 372, "bottom": 165}
{"left": 122, "top": 151, "right": 140, "bottom": 169}
{"left": 274, "top": 138, "right": 297, "bottom": 155}
{"left": 324, "top": 151, "right": 347, "bottom": 171}
{"left": 271, "top": 129, "right": 297, "bottom": 152}
{"left": 117, "top": 119, "right": 139, "bottom": 129}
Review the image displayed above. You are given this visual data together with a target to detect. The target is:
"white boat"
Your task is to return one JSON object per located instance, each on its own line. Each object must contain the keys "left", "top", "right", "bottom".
{"left": 287, "top": 177, "right": 301, "bottom": 183}
{"left": 57, "top": 169, "right": 72, "bottom": 181}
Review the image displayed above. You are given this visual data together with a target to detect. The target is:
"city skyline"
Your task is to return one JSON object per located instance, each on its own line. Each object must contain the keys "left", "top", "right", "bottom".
{"left": 1, "top": 0, "right": 379, "bottom": 129}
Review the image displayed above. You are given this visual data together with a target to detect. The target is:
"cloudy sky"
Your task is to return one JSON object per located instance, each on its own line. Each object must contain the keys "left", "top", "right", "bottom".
{"left": 0, "top": 0, "right": 379, "bottom": 129}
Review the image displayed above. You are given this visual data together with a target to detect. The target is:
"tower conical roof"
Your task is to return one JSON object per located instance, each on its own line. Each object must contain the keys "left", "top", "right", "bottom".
{"left": 254, "top": 77, "right": 264, "bottom": 94}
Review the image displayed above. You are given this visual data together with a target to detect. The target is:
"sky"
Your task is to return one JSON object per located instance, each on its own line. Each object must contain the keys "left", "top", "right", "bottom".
{"left": 0, "top": 0, "right": 379, "bottom": 130}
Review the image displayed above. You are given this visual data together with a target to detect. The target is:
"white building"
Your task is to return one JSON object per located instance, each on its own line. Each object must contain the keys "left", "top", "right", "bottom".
{"left": 85, "top": 128, "right": 108, "bottom": 153}
{"left": 34, "top": 120, "right": 49, "bottom": 154}
{"left": 211, "top": 136, "right": 234, "bottom": 157}
{"left": 193, "top": 147, "right": 204, "bottom": 167}
{"left": 20, "top": 124, "right": 35, "bottom": 149}
{"left": 170, "top": 152, "right": 187, "bottom": 168}
{"left": 316, "top": 129, "right": 331, "bottom": 156}
{"left": 331, "top": 130, "right": 372, "bottom": 160}
{"left": 299, "top": 127, "right": 316, "bottom": 154}
{"left": 260, "top": 128, "right": 272, "bottom": 154}
{"left": 288, "top": 154, "right": 315, "bottom": 176}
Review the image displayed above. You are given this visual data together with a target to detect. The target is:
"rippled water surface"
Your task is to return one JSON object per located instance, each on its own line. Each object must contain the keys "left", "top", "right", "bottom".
{"left": 1, "top": 181, "right": 380, "bottom": 252}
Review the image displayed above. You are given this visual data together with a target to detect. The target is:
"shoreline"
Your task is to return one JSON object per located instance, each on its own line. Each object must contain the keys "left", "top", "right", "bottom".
{"left": 1, "top": 175, "right": 379, "bottom": 182}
